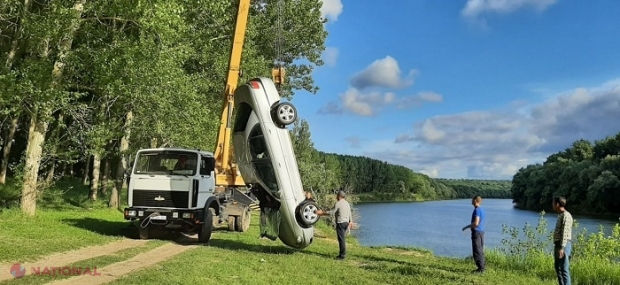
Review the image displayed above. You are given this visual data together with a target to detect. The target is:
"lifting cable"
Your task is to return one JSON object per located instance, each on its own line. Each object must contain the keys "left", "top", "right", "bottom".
{"left": 272, "top": 0, "right": 286, "bottom": 90}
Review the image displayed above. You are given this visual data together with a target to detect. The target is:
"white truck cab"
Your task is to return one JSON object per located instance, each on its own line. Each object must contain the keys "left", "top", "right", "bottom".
{"left": 124, "top": 148, "right": 253, "bottom": 242}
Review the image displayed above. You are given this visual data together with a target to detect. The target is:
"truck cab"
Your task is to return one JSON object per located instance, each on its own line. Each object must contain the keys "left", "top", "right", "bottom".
{"left": 124, "top": 148, "right": 252, "bottom": 242}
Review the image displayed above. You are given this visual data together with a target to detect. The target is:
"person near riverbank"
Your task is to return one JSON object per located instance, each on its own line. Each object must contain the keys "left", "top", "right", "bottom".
{"left": 315, "top": 191, "right": 353, "bottom": 260}
{"left": 552, "top": 196, "right": 573, "bottom": 285}
{"left": 461, "top": 195, "right": 486, "bottom": 273}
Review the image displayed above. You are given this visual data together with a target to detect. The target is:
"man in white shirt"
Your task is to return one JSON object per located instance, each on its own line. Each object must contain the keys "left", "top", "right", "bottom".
{"left": 316, "top": 191, "right": 353, "bottom": 259}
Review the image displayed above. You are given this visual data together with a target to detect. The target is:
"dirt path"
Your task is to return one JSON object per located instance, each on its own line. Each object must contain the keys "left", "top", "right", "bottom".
{"left": 0, "top": 239, "right": 149, "bottom": 282}
{"left": 43, "top": 242, "right": 199, "bottom": 285}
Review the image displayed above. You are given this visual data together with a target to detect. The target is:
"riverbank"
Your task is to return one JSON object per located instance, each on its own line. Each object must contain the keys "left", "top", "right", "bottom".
{"left": 1, "top": 206, "right": 619, "bottom": 285}
{"left": 0, "top": 208, "right": 554, "bottom": 285}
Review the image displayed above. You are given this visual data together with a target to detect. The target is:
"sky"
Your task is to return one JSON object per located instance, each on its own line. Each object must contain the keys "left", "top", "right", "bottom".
{"left": 289, "top": 0, "right": 620, "bottom": 180}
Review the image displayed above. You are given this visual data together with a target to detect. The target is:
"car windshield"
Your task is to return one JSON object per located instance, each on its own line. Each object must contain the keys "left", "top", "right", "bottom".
{"left": 133, "top": 150, "right": 198, "bottom": 176}
{"left": 248, "top": 125, "right": 279, "bottom": 194}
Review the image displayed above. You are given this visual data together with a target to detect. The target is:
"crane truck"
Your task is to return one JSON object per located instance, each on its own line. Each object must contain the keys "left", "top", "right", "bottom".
{"left": 123, "top": 0, "right": 260, "bottom": 241}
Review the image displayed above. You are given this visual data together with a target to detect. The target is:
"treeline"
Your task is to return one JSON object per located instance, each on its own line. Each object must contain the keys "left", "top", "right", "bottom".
{"left": 436, "top": 179, "right": 512, "bottom": 199}
{"left": 511, "top": 132, "right": 620, "bottom": 215}
{"left": 289, "top": 119, "right": 512, "bottom": 203}
{"left": 0, "top": 0, "right": 328, "bottom": 215}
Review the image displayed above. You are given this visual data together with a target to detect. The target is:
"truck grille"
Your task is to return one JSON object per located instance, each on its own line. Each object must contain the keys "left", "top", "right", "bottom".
{"left": 132, "top": 190, "right": 189, "bottom": 208}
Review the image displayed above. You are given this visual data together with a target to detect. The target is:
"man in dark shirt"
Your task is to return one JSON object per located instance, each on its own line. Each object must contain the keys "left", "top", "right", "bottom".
{"left": 462, "top": 195, "right": 486, "bottom": 273}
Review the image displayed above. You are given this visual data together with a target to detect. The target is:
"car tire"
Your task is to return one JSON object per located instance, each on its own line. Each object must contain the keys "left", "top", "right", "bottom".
{"left": 198, "top": 208, "right": 215, "bottom": 244}
{"left": 295, "top": 200, "right": 320, "bottom": 228}
{"left": 235, "top": 206, "right": 251, "bottom": 232}
{"left": 272, "top": 102, "right": 297, "bottom": 126}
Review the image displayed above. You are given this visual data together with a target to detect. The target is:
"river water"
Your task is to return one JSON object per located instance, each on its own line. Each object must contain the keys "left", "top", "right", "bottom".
{"left": 352, "top": 199, "right": 619, "bottom": 258}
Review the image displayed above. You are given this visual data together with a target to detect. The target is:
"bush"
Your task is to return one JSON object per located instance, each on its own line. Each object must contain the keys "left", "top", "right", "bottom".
{"left": 488, "top": 211, "right": 620, "bottom": 285}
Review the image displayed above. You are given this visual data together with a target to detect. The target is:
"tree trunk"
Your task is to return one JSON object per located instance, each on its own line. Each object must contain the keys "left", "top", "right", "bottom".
{"left": 110, "top": 111, "right": 133, "bottom": 208}
{"left": 5, "top": 0, "right": 32, "bottom": 69}
{"left": 20, "top": 0, "right": 87, "bottom": 215}
{"left": 89, "top": 153, "right": 101, "bottom": 201}
{"left": 101, "top": 158, "right": 109, "bottom": 195}
{"left": 0, "top": 117, "right": 18, "bottom": 185}
{"left": 45, "top": 112, "right": 64, "bottom": 183}
{"left": 20, "top": 116, "right": 48, "bottom": 216}
{"left": 83, "top": 154, "right": 91, "bottom": 185}
{"left": 150, "top": 137, "right": 157, "bottom": 148}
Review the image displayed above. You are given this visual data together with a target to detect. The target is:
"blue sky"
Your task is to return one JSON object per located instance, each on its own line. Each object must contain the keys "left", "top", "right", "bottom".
{"left": 289, "top": 0, "right": 620, "bottom": 180}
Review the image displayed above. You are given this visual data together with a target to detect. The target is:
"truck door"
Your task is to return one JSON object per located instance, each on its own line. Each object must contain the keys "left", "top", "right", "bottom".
{"left": 196, "top": 155, "right": 216, "bottom": 208}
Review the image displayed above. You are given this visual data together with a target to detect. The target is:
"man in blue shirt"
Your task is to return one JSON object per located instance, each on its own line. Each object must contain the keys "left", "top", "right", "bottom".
{"left": 462, "top": 195, "right": 486, "bottom": 273}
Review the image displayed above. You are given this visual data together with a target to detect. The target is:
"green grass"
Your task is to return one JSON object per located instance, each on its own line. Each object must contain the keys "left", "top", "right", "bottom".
{"left": 102, "top": 216, "right": 553, "bottom": 285}
{"left": 0, "top": 240, "right": 166, "bottom": 285}
{"left": 0, "top": 208, "right": 132, "bottom": 262}
{"left": 2, "top": 178, "right": 619, "bottom": 284}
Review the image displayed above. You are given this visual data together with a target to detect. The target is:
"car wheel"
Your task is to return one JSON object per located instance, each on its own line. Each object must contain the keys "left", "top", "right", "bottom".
{"left": 272, "top": 102, "right": 297, "bottom": 126}
{"left": 235, "top": 206, "right": 251, "bottom": 232}
{"left": 295, "top": 200, "right": 320, "bottom": 228}
{"left": 198, "top": 208, "right": 215, "bottom": 244}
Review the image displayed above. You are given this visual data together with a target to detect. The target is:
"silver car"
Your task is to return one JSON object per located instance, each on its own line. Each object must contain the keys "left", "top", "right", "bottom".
{"left": 232, "top": 77, "right": 320, "bottom": 249}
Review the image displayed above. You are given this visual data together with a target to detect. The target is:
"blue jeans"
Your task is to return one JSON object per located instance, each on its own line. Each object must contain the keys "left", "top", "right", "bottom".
{"left": 554, "top": 242, "right": 571, "bottom": 285}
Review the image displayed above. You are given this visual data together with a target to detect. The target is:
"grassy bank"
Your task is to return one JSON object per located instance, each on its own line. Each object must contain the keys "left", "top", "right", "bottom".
{"left": 1, "top": 179, "right": 620, "bottom": 284}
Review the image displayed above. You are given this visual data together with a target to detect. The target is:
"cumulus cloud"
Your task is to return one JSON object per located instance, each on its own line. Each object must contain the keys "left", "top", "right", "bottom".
{"left": 461, "top": 0, "right": 558, "bottom": 18}
{"left": 319, "top": 0, "right": 343, "bottom": 22}
{"left": 396, "top": 92, "right": 444, "bottom": 109}
{"left": 345, "top": 136, "right": 363, "bottom": 148}
{"left": 322, "top": 47, "right": 339, "bottom": 67}
{"left": 350, "top": 56, "right": 418, "bottom": 90}
{"left": 360, "top": 78, "right": 620, "bottom": 179}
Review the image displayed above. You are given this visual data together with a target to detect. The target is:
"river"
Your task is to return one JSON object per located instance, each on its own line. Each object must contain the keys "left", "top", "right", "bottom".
{"left": 352, "top": 199, "right": 619, "bottom": 258}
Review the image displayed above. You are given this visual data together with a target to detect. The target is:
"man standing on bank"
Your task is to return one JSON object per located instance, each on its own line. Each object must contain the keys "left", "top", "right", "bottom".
{"left": 552, "top": 196, "right": 573, "bottom": 285}
{"left": 462, "top": 195, "right": 486, "bottom": 274}
{"left": 316, "top": 191, "right": 353, "bottom": 260}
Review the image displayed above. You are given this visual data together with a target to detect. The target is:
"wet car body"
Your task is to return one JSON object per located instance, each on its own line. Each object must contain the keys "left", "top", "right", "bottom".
{"left": 232, "top": 77, "right": 319, "bottom": 249}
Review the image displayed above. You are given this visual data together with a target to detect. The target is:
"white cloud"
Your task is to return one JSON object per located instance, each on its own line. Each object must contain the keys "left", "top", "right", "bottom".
{"left": 396, "top": 91, "right": 444, "bottom": 109}
{"left": 318, "top": 88, "right": 442, "bottom": 117}
{"left": 340, "top": 87, "right": 395, "bottom": 116}
{"left": 322, "top": 47, "right": 339, "bottom": 67}
{"left": 350, "top": 56, "right": 418, "bottom": 90}
{"left": 359, "top": 78, "right": 620, "bottom": 179}
{"left": 462, "top": 0, "right": 558, "bottom": 18}
{"left": 461, "top": 0, "right": 558, "bottom": 28}
{"left": 320, "top": 0, "right": 343, "bottom": 22}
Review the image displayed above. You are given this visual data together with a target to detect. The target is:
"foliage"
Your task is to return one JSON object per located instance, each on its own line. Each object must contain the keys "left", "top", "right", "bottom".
{"left": 489, "top": 210, "right": 620, "bottom": 284}
{"left": 511, "top": 133, "right": 620, "bottom": 214}
{"left": 0, "top": 0, "right": 327, "bottom": 212}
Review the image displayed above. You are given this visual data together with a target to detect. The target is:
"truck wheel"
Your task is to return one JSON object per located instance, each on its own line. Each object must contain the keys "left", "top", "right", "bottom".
{"left": 235, "top": 207, "right": 251, "bottom": 232}
{"left": 295, "top": 200, "right": 319, "bottom": 228}
{"left": 272, "top": 102, "right": 297, "bottom": 126}
{"left": 227, "top": 216, "right": 237, "bottom": 231}
{"left": 198, "top": 208, "right": 215, "bottom": 244}
{"left": 138, "top": 225, "right": 150, "bottom": 240}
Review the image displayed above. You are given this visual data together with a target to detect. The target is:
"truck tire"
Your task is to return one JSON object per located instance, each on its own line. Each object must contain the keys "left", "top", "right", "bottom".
{"left": 227, "top": 216, "right": 236, "bottom": 231}
{"left": 235, "top": 207, "right": 251, "bottom": 232}
{"left": 198, "top": 208, "right": 215, "bottom": 244}
{"left": 138, "top": 225, "right": 150, "bottom": 240}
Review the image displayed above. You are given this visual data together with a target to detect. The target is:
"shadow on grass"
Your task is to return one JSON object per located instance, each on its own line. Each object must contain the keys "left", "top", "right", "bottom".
{"left": 356, "top": 253, "right": 471, "bottom": 275}
{"left": 62, "top": 217, "right": 140, "bottom": 239}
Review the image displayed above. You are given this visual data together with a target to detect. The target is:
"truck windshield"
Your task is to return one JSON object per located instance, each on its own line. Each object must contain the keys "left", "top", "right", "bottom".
{"left": 248, "top": 125, "right": 279, "bottom": 194}
{"left": 133, "top": 151, "right": 198, "bottom": 176}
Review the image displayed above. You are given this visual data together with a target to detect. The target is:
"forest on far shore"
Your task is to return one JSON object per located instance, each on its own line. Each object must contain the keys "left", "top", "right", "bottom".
{"left": 511, "top": 132, "right": 620, "bottom": 215}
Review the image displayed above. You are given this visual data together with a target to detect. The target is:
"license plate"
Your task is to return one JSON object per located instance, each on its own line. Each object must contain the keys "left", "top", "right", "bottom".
{"left": 151, "top": 215, "right": 167, "bottom": 221}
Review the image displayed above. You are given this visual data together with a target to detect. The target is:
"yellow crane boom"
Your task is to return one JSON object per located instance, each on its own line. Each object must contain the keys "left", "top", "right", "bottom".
{"left": 213, "top": 0, "right": 285, "bottom": 191}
